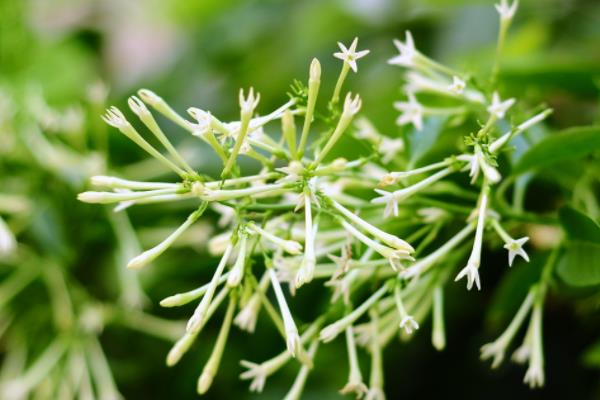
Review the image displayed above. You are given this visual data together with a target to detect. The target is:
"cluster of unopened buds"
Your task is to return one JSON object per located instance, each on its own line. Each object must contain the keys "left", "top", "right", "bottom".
{"left": 79, "top": 0, "right": 552, "bottom": 396}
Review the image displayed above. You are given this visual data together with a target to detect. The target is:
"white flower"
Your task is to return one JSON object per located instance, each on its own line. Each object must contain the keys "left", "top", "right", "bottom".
{"left": 487, "top": 91, "right": 515, "bottom": 119}
{"left": 365, "top": 387, "right": 386, "bottom": 400}
{"left": 344, "top": 92, "right": 363, "bottom": 116}
{"left": 239, "top": 361, "right": 269, "bottom": 392}
{"left": 448, "top": 76, "right": 466, "bottom": 95}
{"left": 455, "top": 260, "right": 481, "bottom": 291}
{"left": 394, "top": 93, "right": 424, "bottom": 131}
{"left": 504, "top": 237, "right": 530, "bottom": 267}
{"left": 388, "top": 31, "right": 418, "bottom": 67}
{"left": 378, "top": 137, "right": 405, "bottom": 164}
{"left": 234, "top": 295, "right": 261, "bottom": 333}
{"left": 371, "top": 189, "right": 398, "bottom": 218}
{"left": 480, "top": 340, "right": 508, "bottom": 369}
{"left": 102, "top": 106, "right": 129, "bottom": 129}
{"left": 455, "top": 190, "right": 487, "bottom": 291}
{"left": 523, "top": 364, "right": 544, "bottom": 388}
{"left": 239, "top": 87, "right": 260, "bottom": 117}
{"left": 399, "top": 316, "right": 419, "bottom": 335}
{"left": 459, "top": 146, "right": 501, "bottom": 184}
{"left": 333, "top": 37, "right": 370, "bottom": 73}
{"left": 495, "top": 0, "right": 518, "bottom": 22}
{"left": 340, "top": 380, "right": 369, "bottom": 399}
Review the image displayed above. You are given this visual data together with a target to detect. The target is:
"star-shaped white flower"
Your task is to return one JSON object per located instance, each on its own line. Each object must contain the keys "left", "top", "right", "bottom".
{"left": 371, "top": 189, "right": 398, "bottom": 218}
{"left": 448, "top": 76, "right": 466, "bottom": 95}
{"left": 495, "top": 0, "right": 519, "bottom": 21}
{"left": 455, "top": 260, "right": 481, "bottom": 291}
{"left": 487, "top": 91, "right": 515, "bottom": 119}
{"left": 388, "top": 31, "right": 418, "bottom": 67}
{"left": 394, "top": 93, "right": 424, "bottom": 131}
{"left": 378, "top": 137, "right": 405, "bottom": 164}
{"left": 503, "top": 236, "right": 529, "bottom": 267}
{"left": 334, "top": 37, "right": 370, "bottom": 73}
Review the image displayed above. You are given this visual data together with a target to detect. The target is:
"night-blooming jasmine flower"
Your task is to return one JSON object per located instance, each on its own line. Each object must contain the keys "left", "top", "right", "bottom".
{"left": 487, "top": 91, "right": 515, "bottom": 119}
{"left": 448, "top": 76, "right": 466, "bottom": 95}
{"left": 394, "top": 285, "right": 419, "bottom": 335}
{"left": 320, "top": 284, "right": 389, "bottom": 343}
{"left": 495, "top": 0, "right": 519, "bottom": 22}
{"left": 333, "top": 37, "right": 370, "bottom": 73}
{"left": 491, "top": 218, "right": 530, "bottom": 266}
{"left": 339, "top": 325, "right": 369, "bottom": 398}
{"left": 455, "top": 190, "right": 488, "bottom": 290}
{"left": 295, "top": 191, "right": 317, "bottom": 288}
{"left": 248, "top": 222, "right": 303, "bottom": 255}
{"left": 371, "top": 167, "right": 453, "bottom": 217}
{"left": 394, "top": 93, "right": 424, "bottom": 131}
{"left": 269, "top": 269, "right": 308, "bottom": 362}
{"left": 504, "top": 237, "right": 530, "bottom": 266}
{"left": 523, "top": 303, "right": 545, "bottom": 388}
{"left": 388, "top": 31, "right": 418, "bottom": 67}
{"left": 480, "top": 289, "right": 534, "bottom": 368}
{"left": 227, "top": 232, "right": 248, "bottom": 287}
{"left": 458, "top": 145, "right": 501, "bottom": 184}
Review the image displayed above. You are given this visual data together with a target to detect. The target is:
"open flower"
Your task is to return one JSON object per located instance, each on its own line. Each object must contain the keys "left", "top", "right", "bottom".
{"left": 394, "top": 93, "right": 424, "bottom": 130}
{"left": 487, "top": 91, "right": 515, "bottom": 119}
{"left": 495, "top": 0, "right": 519, "bottom": 21}
{"left": 388, "top": 31, "right": 418, "bottom": 67}
{"left": 334, "top": 37, "right": 370, "bottom": 73}
{"left": 504, "top": 237, "right": 530, "bottom": 267}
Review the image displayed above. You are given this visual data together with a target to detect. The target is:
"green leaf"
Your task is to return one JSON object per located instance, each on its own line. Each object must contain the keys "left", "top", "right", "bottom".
{"left": 559, "top": 207, "right": 600, "bottom": 243}
{"left": 513, "top": 126, "right": 600, "bottom": 174}
{"left": 556, "top": 241, "right": 600, "bottom": 287}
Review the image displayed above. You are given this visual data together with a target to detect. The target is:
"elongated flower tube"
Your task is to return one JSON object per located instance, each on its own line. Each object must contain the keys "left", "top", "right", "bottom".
{"left": 489, "top": 109, "right": 552, "bottom": 153}
{"left": 432, "top": 286, "right": 446, "bottom": 350}
{"left": 331, "top": 199, "right": 414, "bottom": 253}
{"left": 371, "top": 167, "right": 453, "bottom": 217}
{"left": 248, "top": 222, "right": 303, "bottom": 255}
{"left": 366, "top": 310, "right": 385, "bottom": 400}
{"left": 187, "top": 244, "right": 234, "bottom": 334}
{"left": 480, "top": 288, "right": 535, "bottom": 368}
{"left": 197, "top": 294, "right": 236, "bottom": 394}
{"left": 78, "top": 187, "right": 181, "bottom": 205}
{"left": 167, "top": 286, "right": 230, "bottom": 366}
{"left": 312, "top": 93, "right": 361, "bottom": 166}
{"left": 201, "top": 183, "right": 287, "bottom": 202}
{"left": 234, "top": 272, "right": 270, "bottom": 333}
{"left": 282, "top": 339, "right": 319, "bottom": 400}
{"left": 320, "top": 283, "right": 389, "bottom": 343}
{"left": 523, "top": 300, "right": 545, "bottom": 388}
{"left": 160, "top": 272, "right": 231, "bottom": 308}
{"left": 128, "top": 96, "right": 196, "bottom": 176}
{"left": 339, "top": 325, "right": 368, "bottom": 398}
{"left": 339, "top": 220, "right": 411, "bottom": 271}
{"left": 90, "top": 176, "right": 180, "bottom": 191}
{"left": 269, "top": 269, "right": 307, "bottom": 362}
{"left": 127, "top": 203, "right": 208, "bottom": 269}
{"left": 102, "top": 106, "right": 187, "bottom": 177}
{"left": 227, "top": 232, "right": 248, "bottom": 287}
{"left": 298, "top": 58, "right": 321, "bottom": 158}
{"left": 455, "top": 189, "right": 489, "bottom": 290}
{"left": 394, "top": 284, "right": 419, "bottom": 335}
{"left": 222, "top": 88, "right": 260, "bottom": 177}
{"left": 138, "top": 88, "right": 189, "bottom": 129}
{"left": 295, "top": 190, "right": 316, "bottom": 288}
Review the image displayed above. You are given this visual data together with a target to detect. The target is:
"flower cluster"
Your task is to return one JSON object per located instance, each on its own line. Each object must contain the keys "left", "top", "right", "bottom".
{"left": 79, "top": 2, "right": 556, "bottom": 396}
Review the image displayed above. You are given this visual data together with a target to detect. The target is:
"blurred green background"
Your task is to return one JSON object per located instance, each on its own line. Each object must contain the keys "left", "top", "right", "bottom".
{"left": 1, "top": 0, "right": 599, "bottom": 399}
